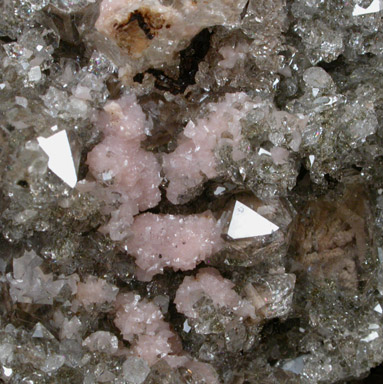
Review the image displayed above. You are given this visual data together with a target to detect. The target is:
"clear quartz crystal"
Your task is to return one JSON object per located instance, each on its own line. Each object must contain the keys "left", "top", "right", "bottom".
{"left": 123, "top": 357, "right": 150, "bottom": 384}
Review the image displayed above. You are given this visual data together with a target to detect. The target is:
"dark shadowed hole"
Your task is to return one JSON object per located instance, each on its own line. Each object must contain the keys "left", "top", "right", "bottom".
{"left": 17, "top": 180, "right": 29, "bottom": 188}
{"left": 133, "top": 28, "right": 212, "bottom": 94}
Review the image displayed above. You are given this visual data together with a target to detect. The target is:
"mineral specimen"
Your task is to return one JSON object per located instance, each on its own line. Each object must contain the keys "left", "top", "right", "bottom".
{"left": 95, "top": 0, "right": 247, "bottom": 78}
{"left": 84, "top": 94, "right": 162, "bottom": 241}
{"left": 163, "top": 92, "right": 255, "bottom": 204}
{"left": 125, "top": 212, "right": 223, "bottom": 280}
{"left": 1, "top": 0, "right": 383, "bottom": 383}
{"left": 175, "top": 267, "right": 256, "bottom": 320}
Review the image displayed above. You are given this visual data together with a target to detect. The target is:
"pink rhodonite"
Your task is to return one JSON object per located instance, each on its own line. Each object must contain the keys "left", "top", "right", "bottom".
{"left": 175, "top": 267, "right": 256, "bottom": 320}
{"left": 162, "top": 92, "right": 255, "bottom": 204}
{"left": 124, "top": 212, "right": 223, "bottom": 281}
{"left": 114, "top": 293, "right": 219, "bottom": 382}
{"left": 76, "top": 276, "right": 119, "bottom": 307}
{"left": 114, "top": 292, "right": 183, "bottom": 366}
{"left": 84, "top": 94, "right": 162, "bottom": 241}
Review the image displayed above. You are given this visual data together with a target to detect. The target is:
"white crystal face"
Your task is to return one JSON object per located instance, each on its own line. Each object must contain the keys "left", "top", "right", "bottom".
{"left": 258, "top": 148, "right": 272, "bottom": 156}
{"left": 374, "top": 303, "right": 383, "bottom": 314}
{"left": 37, "top": 130, "right": 77, "bottom": 188}
{"left": 361, "top": 331, "right": 379, "bottom": 342}
{"left": 227, "top": 201, "right": 279, "bottom": 239}
{"left": 309, "top": 154, "right": 315, "bottom": 166}
{"left": 353, "top": 0, "right": 381, "bottom": 16}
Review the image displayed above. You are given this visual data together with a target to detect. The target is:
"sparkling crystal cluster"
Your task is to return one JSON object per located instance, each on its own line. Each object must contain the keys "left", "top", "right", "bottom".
{"left": 0, "top": 0, "right": 383, "bottom": 383}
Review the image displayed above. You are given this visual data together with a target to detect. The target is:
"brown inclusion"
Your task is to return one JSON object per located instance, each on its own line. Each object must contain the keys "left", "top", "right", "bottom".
{"left": 113, "top": 8, "right": 166, "bottom": 57}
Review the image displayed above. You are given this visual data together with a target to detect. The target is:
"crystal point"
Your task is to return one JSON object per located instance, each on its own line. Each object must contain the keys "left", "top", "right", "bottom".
{"left": 37, "top": 130, "right": 77, "bottom": 188}
{"left": 228, "top": 201, "right": 279, "bottom": 239}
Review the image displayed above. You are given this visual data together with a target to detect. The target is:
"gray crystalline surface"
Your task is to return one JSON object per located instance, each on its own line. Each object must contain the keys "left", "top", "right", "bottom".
{"left": 0, "top": 0, "right": 382, "bottom": 383}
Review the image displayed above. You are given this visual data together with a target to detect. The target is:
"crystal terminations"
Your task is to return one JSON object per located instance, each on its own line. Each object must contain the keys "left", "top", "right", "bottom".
{"left": 0, "top": 0, "right": 383, "bottom": 383}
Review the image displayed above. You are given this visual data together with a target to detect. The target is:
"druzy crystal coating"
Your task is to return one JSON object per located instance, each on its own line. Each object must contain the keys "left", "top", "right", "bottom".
{"left": 0, "top": 0, "right": 383, "bottom": 383}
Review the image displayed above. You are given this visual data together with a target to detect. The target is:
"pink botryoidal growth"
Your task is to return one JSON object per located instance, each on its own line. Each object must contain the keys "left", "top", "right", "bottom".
{"left": 114, "top": 292, "right": 219, "bottom": 382}
{"left": 175, "top": 267, "right": 256, "bottom": 320}
{"left": 76, "top": 276, "right": 119, "bottom": 307}
{"left": 84, "top": 94, "right": 162, "bottom": 241}
{"left": 124, "top": 211, "right": 223, "bottom": 281}
{"left": 114, "top": 292, "right": 182, "bottom": 366}
{"left": 162, "top": 92, "right": 255, "bottom": 204}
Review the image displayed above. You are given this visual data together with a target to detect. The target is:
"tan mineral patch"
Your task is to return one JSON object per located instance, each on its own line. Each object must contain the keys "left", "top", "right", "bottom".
{"left": 113, "top": 8, "right": 166, "bottom": 57}
{"left": 293, "top": 185, "right": 370, "bottom": 290}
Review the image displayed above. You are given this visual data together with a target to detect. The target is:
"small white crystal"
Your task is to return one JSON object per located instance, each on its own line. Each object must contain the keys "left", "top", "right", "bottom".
{"left": 3, "top": 367, "right": 12, "bottom": 377}
{"left": 353, "top": 0, "right": 381, "bottom": 16}
{"left": 309, "top": 155, "right": 315, "bottom": 167}
{"left": 36, "top": 44, "right": 43, "bottom": 51}
{"left": 183, "top": 320, "right": 191, "bottom": 333}
{"left": 51, "top": 125, "right": 58, "bottom": 132}
{"left": 258, "top": 148, "right": 272, "bottom": 156}
{"left": 73, "top": 85, "right": 92, "bottom": 101}
{"left": 361, "top": 331, "right": 379, "bottom": 342}
{"left": 69, "top": 96, "right": 88, "bottom": 118}
{"left": 102, "top": 171, "right": 113, "bottom": 181}
{"left": 374, "top": 303, "right": 383, "bottom": 313}
{"left": 228, "top": 201, "right": 279, "bottom": 239}
{"left": 312, "top": 88, "right": 319, "bottom": 97}
{"left": 15, "top": 96, "right": 28, "bottom": 108}
{"left": 0, "top": 83, "right": 5, "bottom": 90}
{"left": 28, "top": 66, "right": 42, "bottom": 82}
{"left": 299, "top": 327, "right": 305, "bottom": 333}
{"left": 282, "top": 355, "right": 305, "bottom": 374}
{"left": 37, "top": 130, "right": 77, "bottom": 188}
{"left": 214, "top": 186, "right": 226, "bottom": 196}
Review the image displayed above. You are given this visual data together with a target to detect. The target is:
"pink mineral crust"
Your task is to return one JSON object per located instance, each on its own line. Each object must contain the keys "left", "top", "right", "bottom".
{"left": 124, "top": 211, "right": 223, "bottom": 281}
{"left": 114, "top": 293, "right": 182, "bottom": 366}
{"left": 162, "top": 92, "right": 254, "bottom": 204}
{"left": 85, "top": 94, "right": 162, "bottom": 241}
{"left": 76, "top": 276, "right": 119, "bottom": 307}
{"left": 175, "top": 267, "right": 256, "bottom": 320}
{"left": 114, "top": 293, "right": 219, "bottom": 380}
{"left": 270, "top": 146, "right": 290, "bottom": 165}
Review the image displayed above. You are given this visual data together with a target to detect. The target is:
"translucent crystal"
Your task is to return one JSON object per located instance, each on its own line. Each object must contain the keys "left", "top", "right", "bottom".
{"left": 82, "top": 331, "right": 119, "bottom": 354}
{"left": 122, "top": 356, "right": 150, "bottom": 384}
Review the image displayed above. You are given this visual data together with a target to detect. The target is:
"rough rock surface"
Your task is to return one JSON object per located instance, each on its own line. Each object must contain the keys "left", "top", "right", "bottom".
{"left": 0, "top": 0, "right": 383, "bottom": 383}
